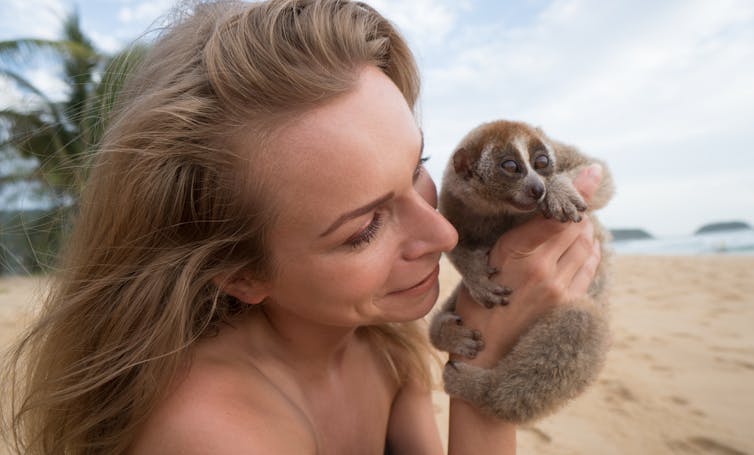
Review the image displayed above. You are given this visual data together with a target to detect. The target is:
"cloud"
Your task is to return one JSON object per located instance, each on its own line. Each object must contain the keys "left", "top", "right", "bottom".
{"left": 0, "top": 0, "right": 67, "bottom": 41}
{"left": 88, "top": 30, "right": 125, "bottom": 54}
{"left": 601, "top": 170, "right": 754, "bottom": 236}
{"left": 117, "top": 0, "right": 174, "bottom": 24}
{"left": 421, "top": 0, "right": 754, "bottom": 129}
{"left": 0, "top": 70, "right": 68, "bottom": 115}
{"left": 398, "top": 0, "right": 754, "bottom": 235}
{"left": 3, "top": 0, "right": 751, "bottom": 235}
{"left": 365, "top": 0, "right": 470, "bottom": 49}
{"left": 25, "top": 68, "right": 69, "bottom": 102}
{"left": 0, "top": 77, "right": 23, "bottom": 110}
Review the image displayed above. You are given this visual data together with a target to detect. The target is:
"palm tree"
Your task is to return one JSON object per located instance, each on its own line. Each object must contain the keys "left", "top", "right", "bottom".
{"left": 0, "top": 9, "right": 144, "bottom": 205}
{"left": 0, "top": 10, "right": 145, "bottom": 273}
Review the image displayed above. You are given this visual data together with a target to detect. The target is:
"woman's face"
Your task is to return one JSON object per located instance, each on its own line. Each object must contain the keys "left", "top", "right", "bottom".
{"left": 253, "top": 66, "right": 458, "bottom": 327}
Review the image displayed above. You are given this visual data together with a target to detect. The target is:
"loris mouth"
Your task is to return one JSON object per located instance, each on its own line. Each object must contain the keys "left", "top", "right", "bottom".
{"left": 507, "top": 196, "right": 542, "bottom": 213}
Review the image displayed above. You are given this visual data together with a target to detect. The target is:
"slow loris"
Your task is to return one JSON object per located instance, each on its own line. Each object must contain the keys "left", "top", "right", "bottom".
{"left": 429, "top": 120, "right": 614, "bottom": 423}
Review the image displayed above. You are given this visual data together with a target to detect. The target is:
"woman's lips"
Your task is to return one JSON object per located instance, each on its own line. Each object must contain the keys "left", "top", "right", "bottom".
{"left": 388, "top": 265, "right": 440, "bottom": 296}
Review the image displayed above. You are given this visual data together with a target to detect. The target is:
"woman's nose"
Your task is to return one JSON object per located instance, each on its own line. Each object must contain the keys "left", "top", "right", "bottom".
{"left": 402, "top": 191, "right": 458, "bottom": 261}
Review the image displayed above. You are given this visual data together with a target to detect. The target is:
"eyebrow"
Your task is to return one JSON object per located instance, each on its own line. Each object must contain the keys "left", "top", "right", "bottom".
{"left": 319, "top": 131, "right": 424, "bottom": 238}
{"left": 319, "top": 191, "right": 395, "bottom": 238}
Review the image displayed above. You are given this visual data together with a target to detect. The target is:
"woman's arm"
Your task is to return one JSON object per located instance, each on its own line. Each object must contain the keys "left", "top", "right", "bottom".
{"left": 386, "top": 378, "right": 445, "bottom": 454}
{"left": 446, "top": 164, "right": 604, "bottom": 454}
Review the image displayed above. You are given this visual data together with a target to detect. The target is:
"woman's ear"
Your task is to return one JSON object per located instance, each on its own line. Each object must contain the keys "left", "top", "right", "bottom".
{"left": 212, "top": 272, "right": 271, "bottom": 305}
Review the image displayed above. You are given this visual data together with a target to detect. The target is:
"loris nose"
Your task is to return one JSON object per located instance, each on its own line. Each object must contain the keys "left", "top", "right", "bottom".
{"left": 528, "top": 182, "right": 545, "bottom": 200}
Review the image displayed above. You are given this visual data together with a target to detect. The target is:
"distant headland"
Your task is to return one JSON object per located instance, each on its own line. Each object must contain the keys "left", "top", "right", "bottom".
{"left": 695, "top": 221, "right": 752, "bottom": 235}
{"left": 610, "top": 228, "right": 654, "bottom": 241}
{"left": 610, "top": 221, "right": 753, "bottom": 241}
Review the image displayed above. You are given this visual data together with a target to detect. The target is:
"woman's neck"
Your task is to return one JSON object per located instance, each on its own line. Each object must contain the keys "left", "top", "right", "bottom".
{"left": 245, "top": 304, "right": 362, "bottom": 378}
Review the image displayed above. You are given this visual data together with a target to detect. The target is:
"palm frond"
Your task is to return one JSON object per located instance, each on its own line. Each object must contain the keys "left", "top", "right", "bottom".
{"left": 62, "top": 8, "right": 95, "bottom": 53}
{"left": 0, "top": 68, "right": 52, "bottom": 101}
{"left": 0, "top": 38, "right": 100, "bottom": 67}
{"left": 0, "top": 8, "right": 116, "bottom": 271}
{"left": 0, "top": 108, "right": 82, "bottom": 196}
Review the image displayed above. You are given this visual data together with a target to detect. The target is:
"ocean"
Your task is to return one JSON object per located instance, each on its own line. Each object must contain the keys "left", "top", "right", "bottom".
{"left": 610, "top": 229, "right": 754, "bottom": 255}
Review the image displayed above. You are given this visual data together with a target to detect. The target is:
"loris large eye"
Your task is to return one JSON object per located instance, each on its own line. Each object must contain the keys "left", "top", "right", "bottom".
{"left": 501, "top": 160, "right": 520, "bottom": 173}
{"left": 534, "top": 155, "right": 550, "bottom": 169}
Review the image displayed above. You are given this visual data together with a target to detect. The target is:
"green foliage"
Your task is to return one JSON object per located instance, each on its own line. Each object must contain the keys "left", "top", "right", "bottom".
{"left": 0, "top": 10, "right": 147, "bottom": 274}
{"left": 0, "top": 208, "right": 67, "bottom": 274}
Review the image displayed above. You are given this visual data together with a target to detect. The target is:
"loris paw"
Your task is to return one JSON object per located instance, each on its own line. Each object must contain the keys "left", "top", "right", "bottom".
{"left": 449, "top": 247, "right": 512, "bottom": 306}
{"left": 443, "top": 360, "right": 489, "bottom": 405}
{"left": 541, "top": 186, "right": 587, "bottom": 222}
{"left": 466, "top": 277, "right": 513, "bottom": 308}
{"left": 430, "top": 312, "right": 485, "bottom": 358}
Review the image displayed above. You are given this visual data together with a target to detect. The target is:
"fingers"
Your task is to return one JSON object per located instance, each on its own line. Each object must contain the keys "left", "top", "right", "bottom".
{"left": 572, "top": 163, "right": 602, "bottom": 204}
{"left": 492, "top": 216, "right": 574, "bottom": 260}
{"left": 556, "top": 218, "right": 596, "bottom": 282}
{"left": 567, "top": 238, "right": 602, "bottom": 300}
{"left": 490, "top": 216, "right": 594, "bottom": 274}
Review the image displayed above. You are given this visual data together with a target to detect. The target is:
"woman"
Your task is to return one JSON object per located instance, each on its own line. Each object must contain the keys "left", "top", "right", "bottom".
{"left": 1, "top": 0, "right": 602, "bottom": 453}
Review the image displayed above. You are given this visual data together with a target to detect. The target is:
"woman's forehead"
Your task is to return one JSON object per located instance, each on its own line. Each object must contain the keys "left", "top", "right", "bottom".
{"left": 262, "top": 67, "right": 421, "bottom": 229}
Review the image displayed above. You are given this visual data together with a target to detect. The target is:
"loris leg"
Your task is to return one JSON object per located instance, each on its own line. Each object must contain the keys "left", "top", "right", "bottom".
{"left": 540, "top": 174, "right": 587, "bottom": 222}
{"left": 442, "top": 302, "right": 610, "bottom": 424}
{"left": 429, "top": 286, "right": 485, "bottom": 358}
{"left": 448, "top": 246, "right": 513, "bottom": 307}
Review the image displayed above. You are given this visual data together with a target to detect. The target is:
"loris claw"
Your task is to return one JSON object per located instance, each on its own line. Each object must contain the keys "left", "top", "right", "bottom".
{"left": 428, "top": 312, "right": 485, "bottom": 359}
{"left": 448, "top": 247, "right": 512, "bottom": 307}
{"left": 540, "top": 174, "right": 588, "bottom": 222}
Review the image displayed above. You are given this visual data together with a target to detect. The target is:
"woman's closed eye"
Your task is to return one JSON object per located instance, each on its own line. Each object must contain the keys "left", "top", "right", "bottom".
{"left": 345, "top": 156, "right": 428, "bottom": 249}
{"left": 345, "top": 212, "right": 384, "bottom": 249}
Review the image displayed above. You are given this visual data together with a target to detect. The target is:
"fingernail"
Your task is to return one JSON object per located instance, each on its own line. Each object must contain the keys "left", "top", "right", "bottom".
{"left": 586, "top": 163, "right": 603, "bottom": 180}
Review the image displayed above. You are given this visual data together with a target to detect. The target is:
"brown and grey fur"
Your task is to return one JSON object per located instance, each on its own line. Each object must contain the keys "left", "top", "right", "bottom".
{"left": 429, "top": 120, "right": 614, "bottom": 423}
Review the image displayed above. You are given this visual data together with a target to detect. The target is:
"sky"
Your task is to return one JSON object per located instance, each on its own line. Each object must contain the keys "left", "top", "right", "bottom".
{"left": 1, "top": 0, "right": 753, "bottom": 237}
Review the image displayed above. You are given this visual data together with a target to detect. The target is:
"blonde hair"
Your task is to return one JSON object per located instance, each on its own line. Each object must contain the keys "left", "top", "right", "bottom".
{"left": 1, "top": 1, "right": 431, "bottom": 453}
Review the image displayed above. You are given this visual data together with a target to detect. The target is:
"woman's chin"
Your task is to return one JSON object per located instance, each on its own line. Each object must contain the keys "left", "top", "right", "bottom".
{"left": 375, "top": 281, "right": 440, "bottom": 323}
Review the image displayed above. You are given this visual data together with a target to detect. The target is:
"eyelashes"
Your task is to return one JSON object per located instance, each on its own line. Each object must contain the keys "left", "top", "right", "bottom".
{"left": 413, "top": 155, "right": 430, "bottom": 182}
{"left": 346, "top": 156, "right": 429, "bottom": 250}
{"left": 346, "top": 212, "right": 384, "bottom": 249}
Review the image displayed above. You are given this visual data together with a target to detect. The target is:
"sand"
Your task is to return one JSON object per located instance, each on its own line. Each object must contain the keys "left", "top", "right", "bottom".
{"left": 2, "top": 255, "right": 753, "bottom": 454}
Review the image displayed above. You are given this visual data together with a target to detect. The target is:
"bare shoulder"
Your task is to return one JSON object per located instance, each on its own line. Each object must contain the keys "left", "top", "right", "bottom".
{"left": 130, "top": 347, "right": 316, "bottom": 454}
{"left": 386, "top": 377, "right": 444, "bottom": 454}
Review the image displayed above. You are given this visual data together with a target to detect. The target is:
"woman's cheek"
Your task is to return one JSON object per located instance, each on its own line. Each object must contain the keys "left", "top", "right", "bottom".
{"left": 352, "top": 242, "right": 400, "bottom": 293}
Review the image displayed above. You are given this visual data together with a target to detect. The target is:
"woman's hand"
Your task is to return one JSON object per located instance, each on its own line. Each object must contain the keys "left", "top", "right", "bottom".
{"left": 453, "top": 164, "right": 604, "bottom": 368}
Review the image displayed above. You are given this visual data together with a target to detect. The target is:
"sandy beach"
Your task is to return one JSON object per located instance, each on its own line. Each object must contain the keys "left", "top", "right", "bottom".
{"left": 2, "top": 255, "right": 753, "bottom": 454}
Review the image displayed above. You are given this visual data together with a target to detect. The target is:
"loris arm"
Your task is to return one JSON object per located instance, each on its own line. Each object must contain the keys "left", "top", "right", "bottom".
{"left": 552, "top": 145, "right": 614, "bottom": 211}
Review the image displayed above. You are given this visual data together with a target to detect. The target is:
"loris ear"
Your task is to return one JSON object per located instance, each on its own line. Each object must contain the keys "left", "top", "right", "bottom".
{"left": 453, "top": 147, "right": 474, "bottom": 180}
{"left": 212, "top": 272, "right": 271, "bottom": 305}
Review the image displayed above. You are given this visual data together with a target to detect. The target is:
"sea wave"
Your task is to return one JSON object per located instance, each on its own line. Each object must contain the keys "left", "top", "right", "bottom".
{"left": 610, "top": 229, "right": 754, "bottom": 255}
